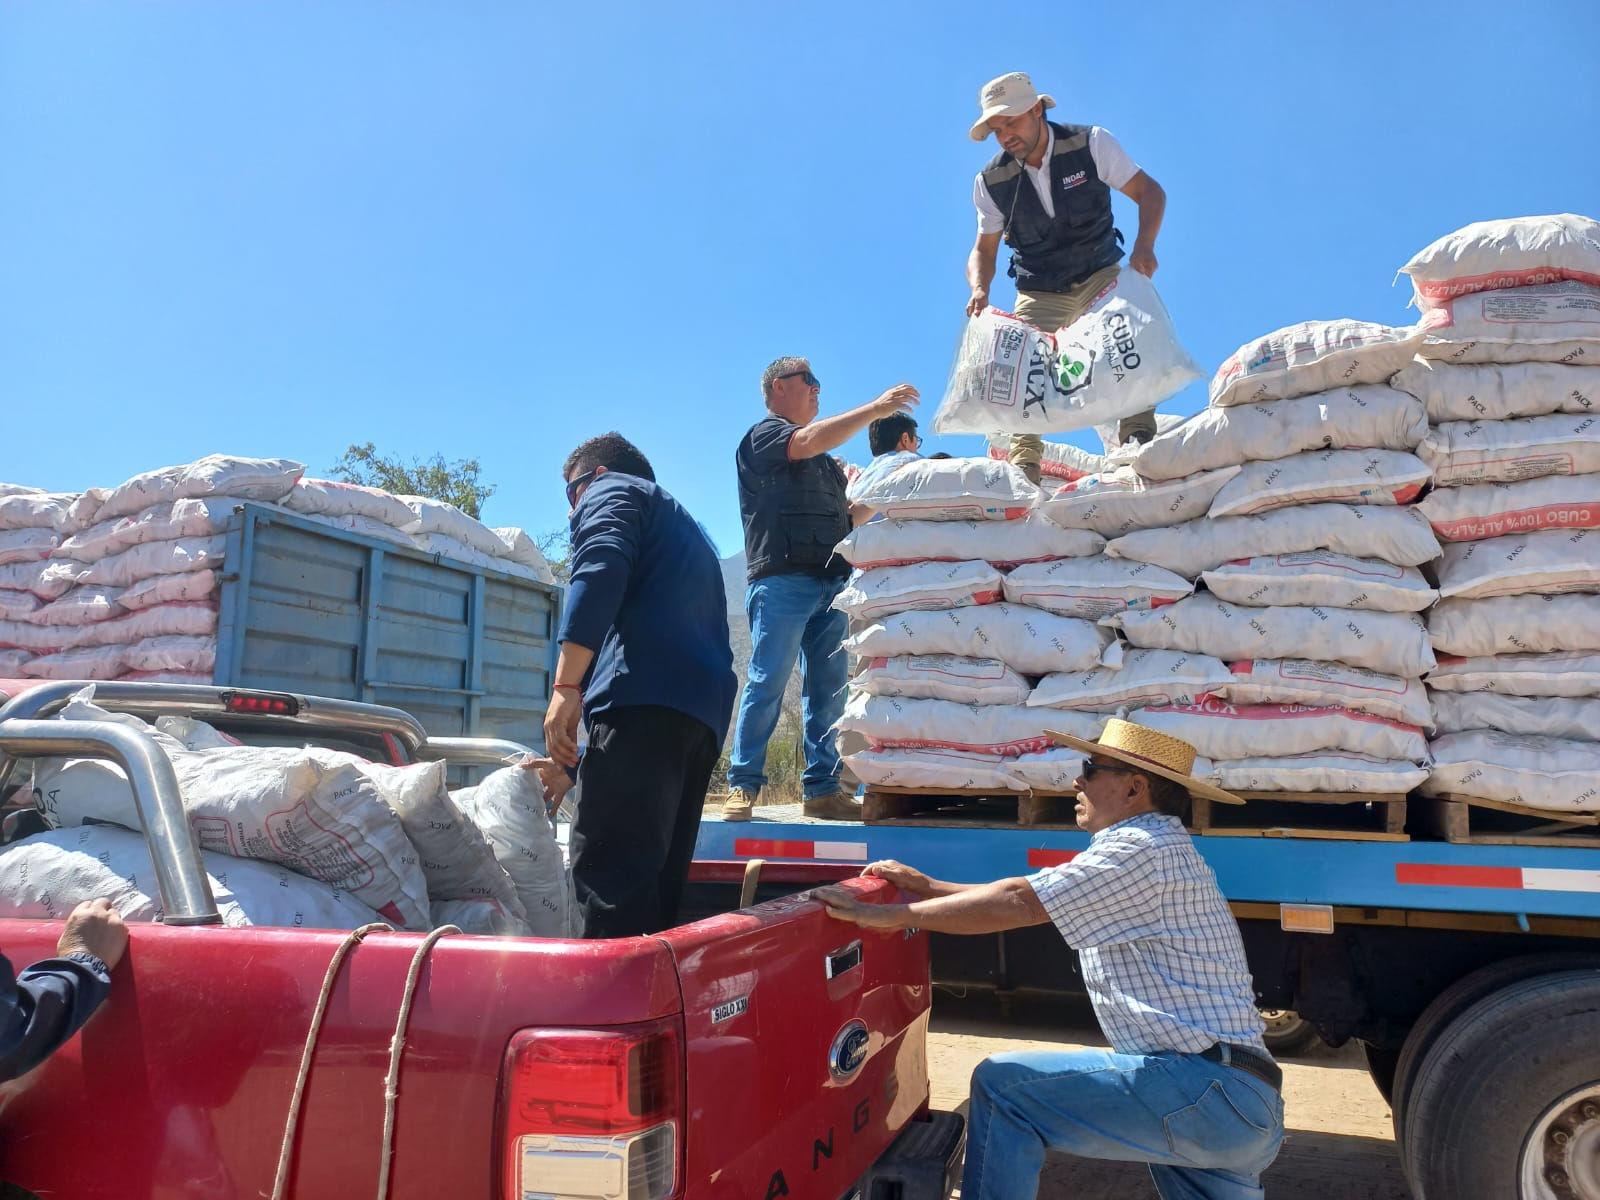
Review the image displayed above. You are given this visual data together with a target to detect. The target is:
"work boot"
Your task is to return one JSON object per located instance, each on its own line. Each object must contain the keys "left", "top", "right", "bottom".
{"left": 803, "top": 790, "right": 864, "bottom": 821}
{"left": 721, "top": 787, "right": 756, "bottom": 822}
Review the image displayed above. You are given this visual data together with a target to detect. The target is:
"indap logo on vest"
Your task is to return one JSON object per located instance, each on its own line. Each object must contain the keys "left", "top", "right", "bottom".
{"left": 1060, "top": 170, "right": 1087, "bottom": 190}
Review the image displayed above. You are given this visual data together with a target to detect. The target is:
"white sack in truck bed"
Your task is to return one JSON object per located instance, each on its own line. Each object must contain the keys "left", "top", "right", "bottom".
{"left": 1426, "top": 651, "right": 1600, "bottom": 698}
{"left": 1201, "top": 553, "right": 1437, "bottom": 613}
{"left": 1427, "top": 594, "right": 1600, "bottom": 658}
{"left": 1419, "top": 475, "right": 1600, "bottom": 542}
{"left": 1435, "top": 529, "right": 1600, "bottom": 599}
{"left": 1418, "top": 283, "right": 1600, "bottom": 366}
{"left": 1211, "top": 659, "right": 1432, "bottom": 728}
{"left": 1399, "top": 214, "right": 1600, "bottom": 310}
{"left": 1209, "top": 318, "right": 1433, "bottom": 408}
{"left": 452, "top": 766, "right": 572, "bottom": 938}
{"left": 1392, "top": 360, "right": 1600, "bottom": 423}
{"left": 32, "top": 693, "right": 430, "bottom": 929}
{"left": 832, "top": 561, "right": 1004, "bottom": 621}
{"left": 1431, "top": 692, "right": 1600, "bottom": 742}
{"left": 835, "top": 514, "right": 1104, "bottom": 569}
{"left": 837, "top": 692, "right": 1104, "bottom": 756}
{"left": 1420, "top": 413, "right": 1600, "bottom": 486}
{"left": 1036, "top": 466, "right": 1238, "bottom": 537}
{"left": 935, "top": 271, "right": 1201, "bottom": 434}
{"left": 1422, "top": 731, "right": 1600, "bottom": 813}
{"left": 1198, "top": 752, "right": 1430, "bottom": 794}
{"left": 1207, "top": 451, "right": 1430, "bottom": 519}
{"left": 852, "top": 655, "right": 1032, "bottom": 705}
{"left": 1138, "top": 699, "right": 1428, "bottom": 762}
{"left": 0, "top": 826, "right": 387, "bottom": 929}
{"left": 95, "top": 455, "right": 304, "bottom": 524}
{"left": 843, "top": 603, "right": 1113, "bottom": 677}
{"left": 848, "top": 457, "right": 1039, "bottom": 522}
{"left": 1001, "top": 556, "right": 1193, "bottom": 619}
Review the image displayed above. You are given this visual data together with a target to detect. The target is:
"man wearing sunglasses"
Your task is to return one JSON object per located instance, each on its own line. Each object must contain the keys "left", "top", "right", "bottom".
{"left": 819, "top": 719, "right": 1283, "bottom": 1200}
{"left": 535, "top": 432, "right": 737, "bottom": 939}
{"left": 963, "top": 71, "right": 1168, "bottom": 483}
{"left": 725, "top": 358, "right": 919, "bottom": 823}
{"left": 845, "top": 412, "right": 924, "bottom": 507}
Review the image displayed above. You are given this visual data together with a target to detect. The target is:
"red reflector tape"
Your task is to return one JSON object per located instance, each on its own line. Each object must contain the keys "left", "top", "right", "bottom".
{"left": 1027, "top": 850, "right": 1080, "bottom": 868}
{"left": 733, "top": 839, "right": 868, "bottom": 862}
{"left": 1396, "top": 863, "right": 1524, "bottom": 890}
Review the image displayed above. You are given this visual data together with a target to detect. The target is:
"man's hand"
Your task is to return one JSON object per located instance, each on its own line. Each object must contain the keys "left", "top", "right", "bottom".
{"left": 519, "top": 755, "right": 575, "bottom": 812}
{"left": 966, "top": 288, "right": 990, "bottom": 317}
{"left": 1128, "top": 244, "right": 1158, "bottom": 278}
{"left": 862, "top": 859, "right": 938, "bottom": 898}
{"left": 814, "top": 885, "right": 909, "bottom": 930}
{"left": 869, "top": 384, "right": 921, "bottom": 420}
{"left": 56, "top": 898, "right": 128, "bottom": 970}
{"left": 543, "top": 689, "right": 584, "bottom": 770}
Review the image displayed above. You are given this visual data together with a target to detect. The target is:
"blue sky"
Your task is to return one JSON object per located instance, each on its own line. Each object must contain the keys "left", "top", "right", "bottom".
{"left": 2, "top": 1, "right": 1596, "bottom": 558}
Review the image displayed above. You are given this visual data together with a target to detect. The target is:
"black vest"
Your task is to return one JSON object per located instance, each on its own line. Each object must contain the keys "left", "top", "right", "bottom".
{"left": 982, "top": 121, "right": 1124, "bottom": 294}
{"left": 737, "top": 419, "right": 852, "bottom": 582}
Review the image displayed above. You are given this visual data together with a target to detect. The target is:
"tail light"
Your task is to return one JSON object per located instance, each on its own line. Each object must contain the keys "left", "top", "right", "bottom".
{"left": 501, "top": 1018, "right": 683, "bottom": 1200}
{"left": 220, "top": 690, "right": 299, "bottom": 717}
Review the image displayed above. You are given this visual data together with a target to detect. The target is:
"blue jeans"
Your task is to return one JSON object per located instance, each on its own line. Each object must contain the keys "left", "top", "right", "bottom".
{"left": 728, "top": 572, "right": 849, "bottom": 801}
{"left": 962, "top": 1047, "right": 1285, "bottom": 1200}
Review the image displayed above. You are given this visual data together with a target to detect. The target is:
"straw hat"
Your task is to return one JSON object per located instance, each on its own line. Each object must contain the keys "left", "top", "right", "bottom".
{"left": 1046, "top": 718, "right": 1245, "bottom": 805}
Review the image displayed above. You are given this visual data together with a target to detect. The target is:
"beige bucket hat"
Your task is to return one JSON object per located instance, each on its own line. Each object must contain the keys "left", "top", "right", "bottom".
{"left": 1045, "top": 718, "right": 1246, "bottom": 805}
{"left": 970, "top": 71, "right": 1056, "bottom": 142}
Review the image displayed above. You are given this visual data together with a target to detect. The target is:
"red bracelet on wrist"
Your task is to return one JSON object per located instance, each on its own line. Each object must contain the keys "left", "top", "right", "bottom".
{"left": 553, "top": 683, "right": 582, "bottom": 694}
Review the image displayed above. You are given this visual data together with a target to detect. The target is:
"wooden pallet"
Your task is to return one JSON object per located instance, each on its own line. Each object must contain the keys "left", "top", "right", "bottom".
{"left": 1189, "top": 790, "right": 1411, "bottom": 842}
{"left": 862, "top": 785, "right": 1080, "bottom": 828}
{"left": 1410, "top": 793, "right": 1600, "bottom": 847}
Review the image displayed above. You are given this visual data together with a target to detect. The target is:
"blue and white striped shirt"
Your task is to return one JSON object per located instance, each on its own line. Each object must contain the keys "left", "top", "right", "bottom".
{"left": 1027, "top": 811, "right": 1267, "bottom": 1056}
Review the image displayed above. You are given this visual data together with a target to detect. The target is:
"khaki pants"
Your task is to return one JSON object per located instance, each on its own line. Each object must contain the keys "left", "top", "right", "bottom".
{"left": 1009, "top": 264, "right": 1157, "bottom": 469}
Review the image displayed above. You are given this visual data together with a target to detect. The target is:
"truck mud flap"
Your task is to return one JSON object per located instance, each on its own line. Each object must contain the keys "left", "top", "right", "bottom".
{"left": 856, "top": 1109, "right": 965, "bottom": 1200}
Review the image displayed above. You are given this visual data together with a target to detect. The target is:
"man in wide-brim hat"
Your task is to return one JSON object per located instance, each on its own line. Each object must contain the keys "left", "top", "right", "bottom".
{"left": 820, "top": 719, "right": 1285, "bottom": 1200}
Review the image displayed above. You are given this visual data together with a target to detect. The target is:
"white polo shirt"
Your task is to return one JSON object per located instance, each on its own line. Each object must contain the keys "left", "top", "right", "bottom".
{"left": 974, "top": 125, "right": 1140, "bottom": 234}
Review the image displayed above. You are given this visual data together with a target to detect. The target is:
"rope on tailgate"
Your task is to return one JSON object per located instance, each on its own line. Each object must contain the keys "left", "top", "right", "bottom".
{"left": 272, "top": 922, "right": 393, "bottom": 1200}
{"left": 376, "top": 925, "right": 460, "bottom": 1200}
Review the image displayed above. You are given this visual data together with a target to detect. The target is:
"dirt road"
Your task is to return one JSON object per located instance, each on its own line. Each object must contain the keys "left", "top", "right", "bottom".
{"left": 929, "top": 996, "right": 1413, "bottom": 1199}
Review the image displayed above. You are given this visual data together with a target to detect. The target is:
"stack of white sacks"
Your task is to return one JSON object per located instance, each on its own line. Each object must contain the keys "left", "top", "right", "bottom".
{"left": 1397, "top": 214, "right": 1600, "bottom": 814}
{"left": 0, "top": 686, "right": 575, "bottom": 936}
{"left": 0, "top": 454, "right": 554, "bottom": 684}
{"left": 832, "top": 456, "right": 1144, "bottom": 796}
{"left": 1062, "top": 317, "right": 1446, "bottom": 796}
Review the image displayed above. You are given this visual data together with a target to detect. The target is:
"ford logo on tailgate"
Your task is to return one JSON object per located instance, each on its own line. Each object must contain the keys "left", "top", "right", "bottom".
{"left": 829, "top": 1020, "right": 870, "bottom": 1082}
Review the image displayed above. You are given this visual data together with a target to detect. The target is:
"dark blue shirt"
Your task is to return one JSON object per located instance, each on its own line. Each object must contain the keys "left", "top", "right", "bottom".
{"left": 1, "top": 949, "right": 111, "bottom": 1081}
{"left": 560, "top": 473, "right": 736, "bottom": 745}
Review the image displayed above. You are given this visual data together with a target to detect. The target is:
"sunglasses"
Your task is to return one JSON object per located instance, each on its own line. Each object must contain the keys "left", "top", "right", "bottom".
{"left": 1081, "top": 761, "right": 1137, "bottom": 782}
{"left": 565, "top": 468, "right": 598, "bottom": 508}
{"left": 776, "top": 369, "right": 821, "bottom": 388}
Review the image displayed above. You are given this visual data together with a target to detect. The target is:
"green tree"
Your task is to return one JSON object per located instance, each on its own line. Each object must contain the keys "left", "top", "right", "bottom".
{"left": 536, "top": 527, "right": 572, "bottom": 584}
{"left": 331, "top": 442, "right": 496, "bottom": 519}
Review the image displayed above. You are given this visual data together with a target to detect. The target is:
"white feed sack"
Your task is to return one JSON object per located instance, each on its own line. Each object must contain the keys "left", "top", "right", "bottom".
{"left": 1199, "top": 753, "right": 1429, "bottom": 795}
{"left": 409, "top": 531, "right": 552, "bottom": 584}
{"left": 301, "top": 511, "right": 414, "bottom": 548}
{"left": 119, "top": 569, "right": 218, "bottom": 612}
{"left": 1392, "top": 361, "right": 1600, "bottom": 424}
{"left": 0, "top": 493, "right": 79, "bottom": 534}
{"left": 1210, "top": 659, "right": 1433, "bottom": 728}
{"left": 0, "top": 619, "right": 73, "bottom": 652}
{"left": 1427, "top": 651, "right": 1600, "bottom": 698}
{"left": 1006, "top": 749, "right": 1090, "bottom": 793}
{"left": 1427, "top": 594, "right": 1600, "bottom": 658}
{"left": 79, "top": 535, "right": 228, "bottom": 588}
{"left": 31, "top": 586, "right": 124, "bottom": 627}
{"left": 1419, "top": 282, "right": 1600, "bottom": 366}
{"left": 1037, "top": 465, "right": 1239, "bottom": 537}
{"left": 1207, "top": 450, "right": 1431, "bottom": 519}
{"left": 0, "top": 590, "right": 41, "bottom": 621}
{"left": 832, "top": 561, "right": 1004, "bottom": 621}
{"left": 1435, "top": 528, "right": 1600, "bottom": 599}
{"left": 121, "top": 635, "right": 216, "bottom": 675}
{"left": 283, "top": 477, "right": 416, "bottom": 527}
{"left": 399, "top": 495, "right": 523, "bottom": 561}
{"left": 0, "top": 826, "right": 387, "bottom": 930}
{"left": 1106, "top": 504, "right": 1441, "bottom": 581}
{"left": 935, "top": 271, "right": 1202, "bottom": 435}
{"left": 1110, "top": 596, "right": 1437, "bottom": 676}
{"left": 1431, "top": 692, "right": 1600, "bottom": 742}
{"left": 32, "top": 694, "right": 430, "bottom": 929}
{"left": 985, "top": 433, "right": 1104, "bottom": 481}
{"left": 96, "top": 456, "right": 305, "bottom": 524}
{"left": 452, "top": 766, "right": 571, "bottom": 937}
{"left": 1202, "top": 553, "right": 1437, "bottom": 613}
{"left": 0, "top": 483, "right": 44, "bottom": 498}
{"left": 836, "top": 691, "right": 1104, "bottom": 756}
{"left": 73, "top": 604, "right": 218, "bottom": 648}
{"left": 1138, "top": 699, "right": 1428, "bottom": 762}
{"left": 1130, "top": 387, "right": 1427, "bottom": 482}
{"left": 1028, "top": 648, "right": 1232, "bottom": 713}
{"left": 851, "top": 457, "right": 1039, "bottom": 522}
{"left": 430, "top": 899, "right": 532, "bottom": 937}
{"left": 1399, "top": 214, "right": 1600, "bottom": 310}
{"left": 1421, "top": 413, "right": 1600, "bottom": 487}
{"left": 20, "top": 646, "right": 126, "bottom": 681}
{"left": 492, "top": 527, "right": 555, "bottom": 577}
{"left": 1419, "top": 475, "right": 1600, "bottom": 542}
{"left": 852, "top": 655, "right": 1032, "bottom": 705}
{"left": 843, "top": 603, "right": 1112, "bottom": 676}
{"left": 1422, "top": 731, "right": 1600, "bottom": 813}
{"left": 0, "top": 649, "right": 30, "bottom": 675}
{"left": 0, "top": 560, "right": 84, "bottom": 601}
{"left": 836, "top": 514, "right": 1103, "bottom": 570}
{"left": 843, "top": 747, "right": 1021, "bottom": 793}
{"left": 57, "top": 497, "right": 249, "bottom": 564}
{"left": 1001, "top": 556, "right": 1193, "bottom": 620}
{"left": 0, "top": 528, "right": 60, "bottom": 566}
{"left": 1209, "top": 317, "right": 1433, "bottom": 408}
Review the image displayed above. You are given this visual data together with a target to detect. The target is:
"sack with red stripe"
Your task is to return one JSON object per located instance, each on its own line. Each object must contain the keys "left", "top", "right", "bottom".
{"left": 852, "top": 654, "right": 1031, "bottom": 705}
{"left": 985, "top": 433, "right": 1103, "bottom": 482}
{"left": 1435, "top": 528, "right": 1600, "bottom": 599}
{"left": 1201, "top": 553, "right": 1436, "bottom": 613}
{"left": 1028, "top": 648, "right": 1231, "bottom": 713}
{"left": 850, "top": 456, "right": 1039, "bottom": 522}
{"left": 1137, "top": 697, "right": 1428, "bottom": 761}
{"left": 842, "top": 602, "right": 1112, "bottom": 677}
{"left": 1208, "top": 450, "right": 1430, "bottom": 519}
{"left": 1198, "top": 752, "right": 1429, "bottom": 794}
{"left": 1419, "top": 282, "right": 1600, "bottom": 366}
{"left": 1399, "top": 214, "right": 1600, "bottom": 311}
{"left": 843, "top": 747, "right": 1019, "bottom": 792}
{"left": 1000, "top": 556, "right": 1192, "bottom": 620}
{"left": 1209, "top": 659, "right": 1432, "bottom": 728}
{"left": 831, "top": 561, "right": 1003, "bottom": 621}
{"left": 1419, "top": 475, "right": 1600, "bottom": 541}
{"left": 1037, "top": 466, "right": 1238, "bottom": 537}
{"left": 837, "top": 691, "right": 1103, "bottom": 757}
{"left": 835, "top": 514, "right": 1103, "bottom": 570}
{"left": 1422, "top": 731, "right": 1600, "bottom": 813}
{"left": 1211, "top": 318, "right": 1433, "bottom": 408}
{"left": 1420, "top": 413, "right": 1600, "bottom": 487}
{"left": 1427, "top": 651, "right": 1600, "bottom": 698}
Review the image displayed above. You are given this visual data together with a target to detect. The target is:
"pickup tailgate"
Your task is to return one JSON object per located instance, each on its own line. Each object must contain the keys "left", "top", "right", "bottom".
{"left": 657, "top": 877, "right": 935, "bottom": 1198}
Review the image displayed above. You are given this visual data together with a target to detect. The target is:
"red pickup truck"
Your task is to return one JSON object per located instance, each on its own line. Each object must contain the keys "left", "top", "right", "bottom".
{"left": 0, "top": 680, "right": 963, "bottom": 1200}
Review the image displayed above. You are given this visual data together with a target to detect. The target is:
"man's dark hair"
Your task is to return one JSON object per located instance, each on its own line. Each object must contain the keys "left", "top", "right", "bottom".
{"left": 1141, "top": 771, "right": 1192, "bottom": 822}
{"left": 869, "top": 413, "right": 918, "bottom": 456}
{"left": 563, "top": 432, "right": 655, "bottom": 482}
{"left": 928, "top": 451, "right": 953, "bottom": 460}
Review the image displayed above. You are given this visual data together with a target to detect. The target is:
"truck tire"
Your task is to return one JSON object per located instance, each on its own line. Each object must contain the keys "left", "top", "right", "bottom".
{"left": 1260, "top": 1009, "right": 1320, "bottom": 1056}
{"left": 1390, "top": 951, "right": 1600, "bottom": 1142}
{"left": 1360, "top": 1040, "right": 1399, "bottom": 1104}
{"left": 1401, "top": 969, "right": 1600, "bottom": 1200}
